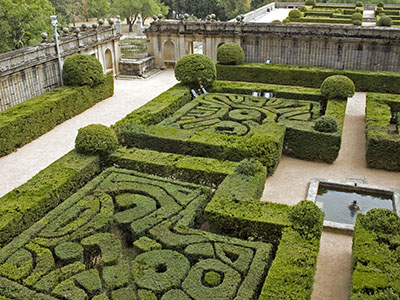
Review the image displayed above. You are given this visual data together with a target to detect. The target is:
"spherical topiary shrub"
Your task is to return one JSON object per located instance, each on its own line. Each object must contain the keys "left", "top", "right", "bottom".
{"left": 356, "top": 1, "right": 363, "bottom": 7}
{"left": 377, "top": 1, "right": 384, "bottom": 7}
{"left": 351, "top": 12, "right": 363, "bottom": 21}
{"left": 377, "top": 15, "right": 392, "bottom": 26}
{"left": 289, "top": 9, "right": 302, "bottom": 19}
{"left": 352, "top": 19, "right": 362, "bottom": 26}
{"left": 217, "top": 43, "right": 245, "bottom": 65}
{"left": 174, "top": 54, "right": 216, "bottom": 88}
{"left": 298, "top": 5, "right": 307, "bottom": 12}
{"left": 62, "top": 54, "right": 104, "bottom": 87}
{"left": 305, "top": 0, "right": 316, "bottom": 6}
{"left": 314, "top": 116, "right": 338, "bottom": 133}
{"left": 75, "top": 124, "right": 118, "bottom": 155}
{"left": 272, "top": 19, "right": 281, "bottom": 23}
{"left": 360, "top": 208, "right": 400, "bottom": 236}
{"left": 289, "top": 200, "right": 324, "bottom": 239}
{"left": 320, "top": 75, "right": 355, "bottom": 100}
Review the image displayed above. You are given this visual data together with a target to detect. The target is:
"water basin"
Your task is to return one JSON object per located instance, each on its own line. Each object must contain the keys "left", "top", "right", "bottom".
{"left": 307, "top": 178, "right": 399, "bottom": 232}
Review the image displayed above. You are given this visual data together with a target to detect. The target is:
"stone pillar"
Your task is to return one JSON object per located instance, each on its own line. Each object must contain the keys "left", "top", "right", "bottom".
{"left": 116, "top": 16, "right": 122, "bottom": 35}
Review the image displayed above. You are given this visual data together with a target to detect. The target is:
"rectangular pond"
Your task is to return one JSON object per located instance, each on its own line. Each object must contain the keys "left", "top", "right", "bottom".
{"left": 307, "top": 178, "right": 400, "bottom": 232}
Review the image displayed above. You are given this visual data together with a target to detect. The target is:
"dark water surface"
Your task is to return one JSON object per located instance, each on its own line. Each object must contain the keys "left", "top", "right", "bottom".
{"left": 316, "top": 186, "right": 393, "bottom": 225}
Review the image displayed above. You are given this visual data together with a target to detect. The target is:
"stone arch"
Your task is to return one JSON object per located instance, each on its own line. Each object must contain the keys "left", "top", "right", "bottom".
{"left": 105, "top": 49, "right": 113, "bottom": 75}
{"left": 162, "top": 40, "right": 176, "bottom": 68}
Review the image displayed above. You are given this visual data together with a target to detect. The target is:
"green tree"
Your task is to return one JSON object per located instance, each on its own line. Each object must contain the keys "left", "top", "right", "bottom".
{"left": 0, "top": 0, "right": 54, "bottom": 53}
{"left": 216, "top": 0, "right": 250, "bottom": 20}
{"left": 88, "top": 0, "right": 110, "bottom": 19}
{"left": 140, "top": 0, "right": 168, "bottom": 24}
{"left": 112, "top": 0, "right": 141, "bottom": 31}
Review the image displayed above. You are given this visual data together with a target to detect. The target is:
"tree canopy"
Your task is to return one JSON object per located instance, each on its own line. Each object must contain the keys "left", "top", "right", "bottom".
{"left": 0, "top": 0, "right": 54, "bottom": 53}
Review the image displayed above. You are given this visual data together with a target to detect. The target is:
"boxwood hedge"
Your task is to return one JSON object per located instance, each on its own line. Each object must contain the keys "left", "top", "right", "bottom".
{"left": 216, "top": 63, "right": 400, "bottom": 93}
{"left": 0, "top": 75, "right": 113, "bottom": 158}
{"left": 365, "top": 93, "right": 400, "bottom": 171}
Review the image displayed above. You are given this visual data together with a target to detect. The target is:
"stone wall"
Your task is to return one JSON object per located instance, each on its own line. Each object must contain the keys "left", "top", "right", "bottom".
{"left": 146, "top": 21, "right": 400, "bottom": 73}
{"left": 0, "top": 26, "right": 121, "bottom": 111}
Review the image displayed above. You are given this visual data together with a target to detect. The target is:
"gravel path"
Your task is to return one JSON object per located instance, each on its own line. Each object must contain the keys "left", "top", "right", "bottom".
{"left": 0, "top": 70, "right": 178, "bottom": 197}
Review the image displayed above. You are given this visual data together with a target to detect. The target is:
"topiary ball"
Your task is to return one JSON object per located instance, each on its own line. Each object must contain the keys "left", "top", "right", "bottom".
{"left": 289, "top": 9, "right": 302, "bottom": 19}
{"left": 75, "top": 124, "right": 118, "bottom": 155}
{"left": 174, "top": 54, "right": 216, "bottom": 89}
{"left": 314, "top": 116, "right": 338, "bottom": 133}
{"left": 351, "top": 12, "right": 363, "bottom": 21}
{"left": 298, "top": 5, "right": 307, "bottom": 12}
{"left": 377, "top": 15, "right": 392, "bottom": 26}
{"left": 217, "top": 43, "right": 245, "bottom": 65}
{"left": 377, "top": 1, "right": 384, "bottom": 7}
{"left": 320, "top": 75, "right": 355, "bottom": 100}
{"left": 63, "top": 54, "right": 104, "bottom": 87}
{"left": 361, "top": 208, "right": 400, "bottom": 235}
{"left": 289, "top": 200, "right": 324, "bottom": 239}
{"left": 356, "top": 1, "right": 363, "bottom": 7}
{"left": 305, "top": 0, "right": 316, "bottom": 6}
{"left": 272, "top": 19, "right": 281, "bottom": 23}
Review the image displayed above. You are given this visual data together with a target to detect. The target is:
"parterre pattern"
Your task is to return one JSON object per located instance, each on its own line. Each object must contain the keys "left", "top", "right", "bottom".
{"left": 159, "top": 93, "right": 319, "bottom": 136}
{"left": 0, "top": 168, "right": 273, "bottom": 300}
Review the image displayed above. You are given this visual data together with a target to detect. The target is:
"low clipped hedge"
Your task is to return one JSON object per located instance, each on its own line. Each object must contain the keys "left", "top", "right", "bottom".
{"left": 205, "top": 159, "right": 323, "bottom": 299}
{"left": 216, "top": 63, "right": 400, "bottom": 93}
{"left": 350, "top": 209, "right": 400, "bottom": 299}
{"left": 365, "top": 93, "right": 400, "bottom": 171}
{"left": 0, "top": 150, "right": 101, "bottom": 247}
{"left": 117, "top": 121, "right": 285, "bottom": 175}
{"left": 0, "top": 75, "right": 114, "bottom": 158}
{"left": 294, "top": 17, "right": 352, "bottom": 24}
{"left": 281, "top": 99, "right": 346, "bottom": 163}
{"left": 211, "top": 80, "right": 323, "bottom": 101}
{"left": 107, "top": 147, "right": 238, "bottom": 186}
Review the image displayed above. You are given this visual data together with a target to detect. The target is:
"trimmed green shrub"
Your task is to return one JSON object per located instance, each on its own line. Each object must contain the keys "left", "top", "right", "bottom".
{"left": 305, "top": 0, "right": 316, "bottom": 6}
{"left": 62, "top": 54, "right": 104, "bottom": 87}
{"left": 271, "top": 19, "right": 281, "bottom": 23}
{"left": 375, "top": 6, "right": 384, "bottom": 16}
{"left": 350, "top": 210, "right": 400, "bottom": 299}
{"left": 351, "top": 12, "right": 363, "bottom": 21}
{"left": 352, "top": 19, "right": 362, "bottom": 25}
{"left": 320, "top": 75, "right": 355, "bottom": 100}
{"left": 289, "top": 9, "right": 302, "bottom": 19}
{"left": 298, "top": 5, "right": 307, "bottom": 12}
{"left": 55, "top": 242, "right": 84, "bottom": 264}
{"left": 0, "top": 76, "right": 114, "bottom": 158}
{"left": 0, "top": 150, "right": 101, "bottom": 247}
{"left": 288, "top": 200, "right": 324, "bottom": 239}
{"left": 133, "top": 237, "right": 162, "bottom": 253}
{"left": 107, "top": 147, "right": 238, "bottom": 186}
{"left": 377, "top": 15, "right": 392, "bottom": 26}
{"left": 75, "top": 124, "right": 118, "bottom": 155}
{"left": 174, "top": 54, "right": 216, "bottom": 88}
{"left": 377, "top": 1, "right": 384, "bottom": 7}
{"left": 360, "top": 208, "right": 400, "bottom": 236}
{"left": 217, "top": 43, "right": 245, "bottom": 65}
{"left": 365, "top": 93, "right": 400, "bottom": 171}
{"left": 356, "top": 1, "right": 363, "bottom": 7}
{"left": 216, "top": 63, "right": 400, "bottom": 93}
{"left": 314, "top": 116, "right": 338, "bottom": 133}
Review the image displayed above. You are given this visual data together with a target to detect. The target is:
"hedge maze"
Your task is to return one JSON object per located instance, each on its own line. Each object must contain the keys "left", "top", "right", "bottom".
{"left": 0, "top": 167, "right": 278, "bottom": 300}
{"left": 159, "top": 94, "right": 318, "bottom": 136}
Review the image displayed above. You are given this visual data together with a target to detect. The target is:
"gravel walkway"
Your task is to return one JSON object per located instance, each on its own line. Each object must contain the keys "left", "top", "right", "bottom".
{"left": 0, "top": 70, "right": 177, "bottom": 197}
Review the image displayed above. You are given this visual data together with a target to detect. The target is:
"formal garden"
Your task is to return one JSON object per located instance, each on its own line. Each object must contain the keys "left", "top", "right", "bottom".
{"left": 285, "top": 0, "right": 400, "bottom": 26}
{"left": 0, "top": 44, "right": 399, "bottom": 300}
